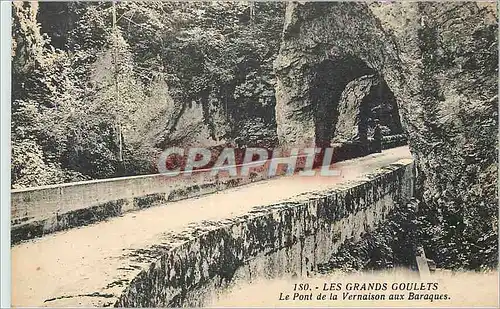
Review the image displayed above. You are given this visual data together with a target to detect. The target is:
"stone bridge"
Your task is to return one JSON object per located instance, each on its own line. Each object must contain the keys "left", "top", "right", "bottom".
{"left": 12, "top": 136, "right": 414, "bottom": 307}
{"left": 11, "top": 2, "right": 415, "bottom": 305}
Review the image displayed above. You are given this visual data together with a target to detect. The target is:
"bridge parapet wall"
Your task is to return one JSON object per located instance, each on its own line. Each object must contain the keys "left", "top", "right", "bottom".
{"left": 106, "top": 159, "right": 414, "bottom": 307}
{"left": 382, "top": 134, "right": 408, "bottom": 150}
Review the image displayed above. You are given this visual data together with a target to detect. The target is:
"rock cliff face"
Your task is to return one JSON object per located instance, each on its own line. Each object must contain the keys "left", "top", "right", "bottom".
{"left": 371, "top": 2, "right": 498, "bottom": 269}
{"left": 274, "top": 2, "right": 498, "bottom": 269}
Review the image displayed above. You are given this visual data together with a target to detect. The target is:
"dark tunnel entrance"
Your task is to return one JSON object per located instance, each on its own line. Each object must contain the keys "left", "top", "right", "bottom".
{"left": 309, "top": 57, "right": 375, "bottom": 147}
{"left": 309, "top": 57, "right": 404, "bottom": 147}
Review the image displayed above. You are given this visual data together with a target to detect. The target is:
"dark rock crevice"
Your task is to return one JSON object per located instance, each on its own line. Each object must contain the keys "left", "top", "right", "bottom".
{"left": 333, "top": 74, "right": 403, "bottom": 143}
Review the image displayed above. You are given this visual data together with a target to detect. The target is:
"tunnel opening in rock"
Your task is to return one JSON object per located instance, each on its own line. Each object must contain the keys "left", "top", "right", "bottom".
{"left": 333, "top": 75, "right": 404, "bottom": 143}
{"left": 309, "top": 57, "right": 375, "bottom": 147}
{"left": 307, "top": 56, "right": 405, "bottom": 148}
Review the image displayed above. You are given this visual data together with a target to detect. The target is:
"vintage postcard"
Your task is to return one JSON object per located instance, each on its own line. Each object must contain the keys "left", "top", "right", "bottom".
{"left": 6, "top": 1, "right": 499, "bottom": 308}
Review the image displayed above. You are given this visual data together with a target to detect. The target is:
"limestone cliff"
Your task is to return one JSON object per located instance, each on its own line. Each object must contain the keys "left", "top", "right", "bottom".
{"left": 274, "top": 1, "right": 498, "bottom": 269}
{"left": 370, "top": 2, "right": 498, "bottom": 269}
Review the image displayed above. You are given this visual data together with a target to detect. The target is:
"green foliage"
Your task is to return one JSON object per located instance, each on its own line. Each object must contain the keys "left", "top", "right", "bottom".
{"left": 124, "top": 2, "right": 285, "bottom": 140}
{"left": 12, "top": 2, "right": 89, "bottom": 187}
{"left": 12, "top": 2, "right": 144, "bottom": 186}
{"left": 12, "top": 139, "right": 65, "bottom": 189}
{"left": 11, "top": 2, "right": 285, "bottom": 188}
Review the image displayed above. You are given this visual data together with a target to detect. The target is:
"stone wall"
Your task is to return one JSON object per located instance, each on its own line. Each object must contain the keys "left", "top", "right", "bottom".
{"left": 381, "top": 134, "right": 408, "bottom": 150}
{"left": 110, "top": 159, "right": 414, "bottom": 307}
{"left": 11, "top": 159, "right": 291, "bottom": 244}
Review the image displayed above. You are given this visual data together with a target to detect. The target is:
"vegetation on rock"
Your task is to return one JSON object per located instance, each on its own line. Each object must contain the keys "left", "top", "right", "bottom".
{"left": 12, "top": 1, "right": 284, "bottom": 187}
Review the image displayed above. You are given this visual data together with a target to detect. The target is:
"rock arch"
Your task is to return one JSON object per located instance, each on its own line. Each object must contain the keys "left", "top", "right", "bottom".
{"left": 274, "top": 2, "right": 405, "bottom": 148}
